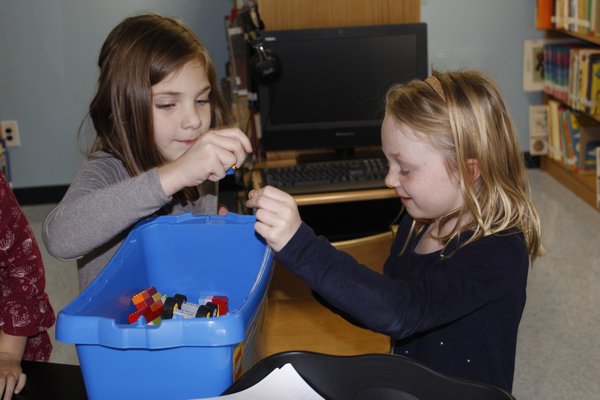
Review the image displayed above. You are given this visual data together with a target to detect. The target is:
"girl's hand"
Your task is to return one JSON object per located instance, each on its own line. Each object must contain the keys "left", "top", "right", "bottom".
{"left": 218, "top": 205, "right": 229, "bottom": 215}
{"left": 0, "top": 353, "right": 26, "bottom": 400}
{"left": 246, "top": 186, "right": 302, "bottom": 252}
{"left": 159, "top": 127, "right": 252, "bottom": 196}
{"left": 0, "top": 332, "right": 27, "bottom": 400}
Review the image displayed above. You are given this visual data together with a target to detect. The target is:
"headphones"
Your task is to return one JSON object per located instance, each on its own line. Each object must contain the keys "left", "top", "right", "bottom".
{"left": 249, "top": 41, "right": 281, "bottom": 85}
{"left": 238, "top": 4, "right": 282, "bottom": 85}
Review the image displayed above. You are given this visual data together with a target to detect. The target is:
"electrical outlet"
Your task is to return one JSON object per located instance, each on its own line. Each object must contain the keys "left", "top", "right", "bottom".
{"left": 0, "top": 120, "right": 20, "bottom": 147}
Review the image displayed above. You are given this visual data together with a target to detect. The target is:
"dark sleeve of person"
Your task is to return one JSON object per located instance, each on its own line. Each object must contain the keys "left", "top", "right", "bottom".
{"left": 274, "top": 220, "right": 528, "bottom": 340}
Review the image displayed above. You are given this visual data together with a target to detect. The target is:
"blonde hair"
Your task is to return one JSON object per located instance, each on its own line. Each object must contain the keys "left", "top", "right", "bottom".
{"left": 386, "top": 69, "right": 543, "bottom": 260}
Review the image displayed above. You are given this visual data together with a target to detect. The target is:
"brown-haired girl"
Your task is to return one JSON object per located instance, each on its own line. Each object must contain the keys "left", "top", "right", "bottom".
{"left": 43, "top": 14, "right": 251, "bottom": 291}
{"left": 246, "top": 69, "right": 543, "bottom": 392}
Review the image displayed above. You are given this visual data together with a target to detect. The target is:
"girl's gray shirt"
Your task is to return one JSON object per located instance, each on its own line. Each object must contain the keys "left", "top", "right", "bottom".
{"left": 42, "top": 151, "right": 217, "bottom": 291}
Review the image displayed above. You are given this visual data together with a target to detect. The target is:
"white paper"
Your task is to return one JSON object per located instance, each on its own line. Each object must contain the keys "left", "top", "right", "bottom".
{"left": 194, "top": 363, "right": 325, "bottom": 400}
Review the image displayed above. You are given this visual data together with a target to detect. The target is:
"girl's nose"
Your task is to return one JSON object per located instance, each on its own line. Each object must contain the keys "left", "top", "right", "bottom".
{"left": 182, "top": 106, "right": 202, "bottom": 130}
{"left": 384, "top": 170, "right": 399, "bottom": 189}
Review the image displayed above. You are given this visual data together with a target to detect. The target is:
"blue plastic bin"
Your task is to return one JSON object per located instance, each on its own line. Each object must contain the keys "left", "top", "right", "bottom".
{"left": 56, "top": 213, "right": 273, "bottom": 400}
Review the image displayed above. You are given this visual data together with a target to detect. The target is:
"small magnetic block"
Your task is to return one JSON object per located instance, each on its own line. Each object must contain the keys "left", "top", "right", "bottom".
{"left": 149, "top": 300, "right": 163, "bottom": 312}
{"left": 204, "top": 302, "right": 219, "bottom": 317}
{"left": 143, "top": 304, "right": 163, "bottom": 320}
{"left": 151, "top": 292, "right": 162, "bottom": 302}
{"left": 195, "top": 305, "right": 211, "bottom": 318}
{"left": 132, "top": 297, "right": 144, "bottom": 308}
{"left": 212, "top": 296, "right": 229, "bottom": 315}
{"left": 128, "top": 308, "right": 145, "bottom": 324}
{"left": 132, "top": 293, "right": 144, "bottom": 303}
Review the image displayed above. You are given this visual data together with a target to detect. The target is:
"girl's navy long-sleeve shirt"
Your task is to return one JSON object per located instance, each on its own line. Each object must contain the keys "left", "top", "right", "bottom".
{"left": 275, "top": 214, "right": 529, "bottom": 392}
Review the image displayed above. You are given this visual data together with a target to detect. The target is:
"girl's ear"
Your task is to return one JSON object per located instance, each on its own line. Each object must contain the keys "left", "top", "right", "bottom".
{"left": 466, "top": 158, "right": 481, "bottom": 182}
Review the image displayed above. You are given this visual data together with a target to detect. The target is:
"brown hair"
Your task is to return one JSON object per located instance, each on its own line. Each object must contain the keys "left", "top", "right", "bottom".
{"left": 387, "top": 69, "right": 543, "bottom": 260}
{"left": 85, "top": 13, "right": 232, "bottom": 203}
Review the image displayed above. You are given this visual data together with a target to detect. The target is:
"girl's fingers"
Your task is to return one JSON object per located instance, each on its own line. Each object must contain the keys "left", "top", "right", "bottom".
{"left": 206, "top": 129, "right": 252, "bottom": 167}
{"left": 246, "top": 186, "right": 288, "bottom": 211}
{"left": 247, "top": 186, "right": 301, "bottom": 252}
{"left": 259, "top": 186, "right": 294, "bottom": 203}
{"left": 254, "top": 206, "right": 287, "bottom": 229}
{"left": 14, "top": 373, "right": 25, "bottom": 395}
{"left": 254, "top": 220, "right": 272, "bottom": 243}
{"left": 215, "top": 127, "right": 253, "bottom": 153}
{"left": 2, "top": 374, "right": 15, "bottom": 400}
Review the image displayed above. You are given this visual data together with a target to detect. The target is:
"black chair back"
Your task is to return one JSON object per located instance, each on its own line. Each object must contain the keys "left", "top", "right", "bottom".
{"left": 225, "top": 351, "right": 516, "bottom": 400}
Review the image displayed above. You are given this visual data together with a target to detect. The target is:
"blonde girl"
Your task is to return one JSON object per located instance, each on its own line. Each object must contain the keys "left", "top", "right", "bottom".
{"left": 246, "top": 69, "right": 542, "bottom": 392}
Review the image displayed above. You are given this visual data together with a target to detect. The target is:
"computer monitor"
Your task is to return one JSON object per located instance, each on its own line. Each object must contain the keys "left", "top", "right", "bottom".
{"left": 256, "top": 23, "right": 428, "bottom": 157}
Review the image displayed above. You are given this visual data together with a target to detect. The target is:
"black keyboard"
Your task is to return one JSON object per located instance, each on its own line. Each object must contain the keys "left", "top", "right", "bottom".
{"left": 262, "top": 158, "right": 389, "bottom": 195}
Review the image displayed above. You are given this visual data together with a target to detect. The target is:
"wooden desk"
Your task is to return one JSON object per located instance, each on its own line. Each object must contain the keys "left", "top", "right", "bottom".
{"left": 264, "top": 230, "right": 393, "bottom": 357}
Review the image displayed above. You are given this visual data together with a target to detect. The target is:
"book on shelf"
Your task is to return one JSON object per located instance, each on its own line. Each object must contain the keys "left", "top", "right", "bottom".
{"left": 537, "top": 0, "right": 554, "bottom": 29}
{"left": 593, "top": 0, "right": 600, "bottom": 35}
{"left": 553, "top": 0, "right": 568, "bottom": 30}
{"left": 548, "top": 99, "right": 565, "bottom": 161}
{"left": 570, "top": 48, "right": 595, "bottom": 110}
{"left": 588, "top": 52, "right": 600, "bottom": 115}
{"left": 564, "top": 108, "right": 582, "bottom": 170}
{"left": 574, "top": 0, "right": 592, "bottom": 33}
{"left": 559, "top": 108, "right": 572, "bottom": 166}
{"left": 568, "top": 0, "right": 577, "bottom": 32}
{"left": 568, "top": 46, "right": 582, "bottom": 108}
{"left": 582, "top": 51, "right": 600, "bottom": 114}
{"left": 529, "top": 104, "right": 550, "bottom": 156}
{"left": 578, "top": 119, "right": 600, "bottom": 172}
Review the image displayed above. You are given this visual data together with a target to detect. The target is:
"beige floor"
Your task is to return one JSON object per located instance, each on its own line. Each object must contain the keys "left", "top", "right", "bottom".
{"left": 22, "top": 169, "right": 600, "bottom": 399}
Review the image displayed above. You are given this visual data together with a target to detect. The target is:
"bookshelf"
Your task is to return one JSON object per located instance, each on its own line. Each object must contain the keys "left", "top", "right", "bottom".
{"left": 536, "top": 1, "right": 600, "bottom": 210}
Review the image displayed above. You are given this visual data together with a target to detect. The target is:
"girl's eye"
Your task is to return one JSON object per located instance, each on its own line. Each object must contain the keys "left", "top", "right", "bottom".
{"left": 155, "top": 103, "right": 175, "bottom": 110}
{"left": 195, "top": 98, "right": 209, "bottom": 106}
